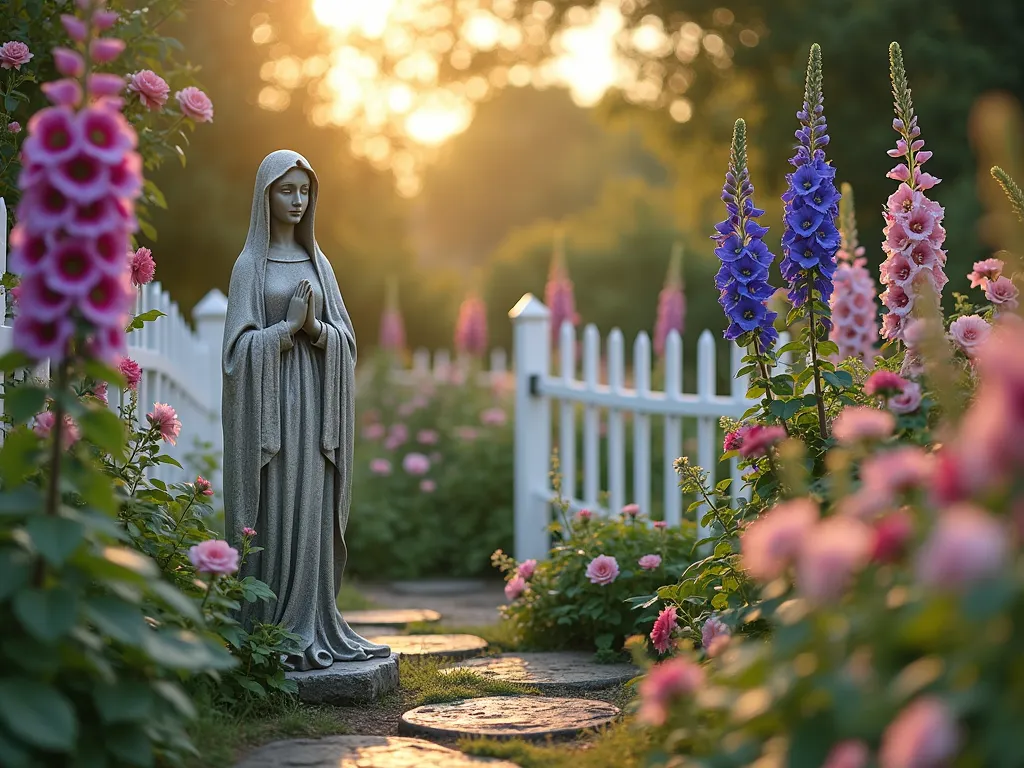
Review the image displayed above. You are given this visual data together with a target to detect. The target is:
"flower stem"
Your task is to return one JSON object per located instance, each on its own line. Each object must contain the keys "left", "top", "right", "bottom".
{"left": 806, "top": 281, "right": 828, "bottom": 439}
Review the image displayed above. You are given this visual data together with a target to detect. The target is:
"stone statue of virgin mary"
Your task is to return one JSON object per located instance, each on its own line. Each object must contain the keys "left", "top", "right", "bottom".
{"left": 222, "top": 149, "right": 390, "bottom": 670}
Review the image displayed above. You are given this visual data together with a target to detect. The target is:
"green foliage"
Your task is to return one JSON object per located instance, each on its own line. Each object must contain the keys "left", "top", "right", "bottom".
{"left": 460, "top": 722, "right": 653, "bottom": 768}
{"left": 992, "top": 165, "right": 1024, "bottom": 223}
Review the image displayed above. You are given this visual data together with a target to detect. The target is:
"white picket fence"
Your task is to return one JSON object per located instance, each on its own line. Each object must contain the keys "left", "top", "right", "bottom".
{"left": 509, "top": 292, "right": 764, "bottom": 561}
{"left": 386, "top": 347, "right": 511, "bottom": 390}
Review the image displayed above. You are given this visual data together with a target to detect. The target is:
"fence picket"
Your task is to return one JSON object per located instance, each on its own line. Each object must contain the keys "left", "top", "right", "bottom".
{"left": 582, "top": 324, "right": 600, "bottom": 510}
{"left": 696, "top": 330, "right": 717, "bottom": 540}
{"left": 633, "top": 332, "right": 651, "bottom": 522}
{"left": 663, "top": 331, "right": 683, "bottom": 527}
{"left": 606, "top": 328, "right": 625, "bottom": 516}
{"left": 559, "top": 321, "right": 577, "bottom": 503}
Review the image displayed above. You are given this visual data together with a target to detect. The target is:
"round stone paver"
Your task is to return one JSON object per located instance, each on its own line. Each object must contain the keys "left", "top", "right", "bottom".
{"left": 400, "top": 696, "right": 620, "bottom": 740}
{"left": 442, "top": 651, "right": 640, "bottom": 691}
{"left": 344, "top": 609, "right": 442, "bottom": 627}
{"left": 235, "top": 735, "right": 521, "bottom": 767}
{"left": 366, "top": 634, "right": 488, "bottom": 661}
{"left": 286, "top": 653, "right": 399, "bottom": 705}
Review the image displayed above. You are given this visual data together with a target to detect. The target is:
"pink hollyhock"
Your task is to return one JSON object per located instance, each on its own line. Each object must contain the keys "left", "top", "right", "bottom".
{"left": 737, "top": 425, "right": 786, "bottom": 459}
{"left": 454, "top": 293, "right": 488, "bottom": 357}
{"left": 126, "top": 70, "right": 170, "bottom": 111}
{"left": 416, "top": 429, "right": 439, "bottom": 445}
{"left": 830, "top": 186, "right": 879, "bottom": 364}
{"left": 369, "top": 458, "right": 391, "bottom": 476}
{"left": 545, "top": 232, "right": 579, "bottom": 346}
{"left": 53, "top": 48, "right": 84, "bottom": 78}
{"left": 17, "top": 272, "right": 72, "bottom": 321}
{"left": 637, "top": 657, "right": 705, "bottom": 726}
{"left": 480, "top": 407, "right": 507, "bottom": 427}
{"left": 649, "top": 605, "right": 677, "bottom": 654}
{"left": 948, "top": 315, "right": 991, "bottom": 358}
{"left": 831, "top": 405, "right": 895, "bottom": 443}
{"left": 0, "top": 41, "right": 33, "bottom": 70}
{"left": 652, "top": 520, "right": 668, "bottom": 529}
{"left": 188, "top": 539, "right": 239, "bottom": 575}
{"left": 654, "top": 244, "right": 685, "bottom": 357}
{"left": 419, "top": 479, "right": 436, "bottom": 493}
{"left": 88, "top": 73, "right": 125, "bottom": 99}
{"left": 576, "top": 508, "right": 593, "bottom": 522}
{"left": 871, "top": 509, "right": 914, "bottom": 564}
{"left": 117, "top": 356, "right": 142, "bottom": 390}
{"left": 823, "top": 741, "right": 870, "bottom": 768}
{"left": 378, "top": 304, "right": 405, "bottom": 352}
{"left": 701, "top": 615, "right": 730, "bottom": 656}
{"left": 7, "top": 121, "right": 20, "bottom": 134}
{"left": 740, "top": 498, "right": 819, "bottom": 581}
{"left": 796, "top": 516, "right": 872, "bottom": 603}
{"left": 864, "top": 370, "right": 907, "bottom": 397}
{"left": 130, "top": 246, "right": 155, "bottom": 287}
{"left": 242, "top": 527, "right": 256, "bottom": 537}
{"left": 967, "top": 257, "right": 1003, "bottom": 289}
{"left": 93, "top": 10, "right": 119, "bottom": 30}
{"left": 879, "top": 697, "right": 959, "bottom": 768}
{"left": 147, "top": 402, "right": 181, "bottom": 445}
{"left": 517, "top": 559, "right": 537, "bottom": 580}
{"left": 41, "top": 79, "right": 82, "bottom": 108}
{"left": 985, "top": 275, "right": 1019, "bottom": 310}
{"left": 194, "top": 476, "right": 213, "bottom": 497}
{"left": 33, "top": 411, "right": 80, "bottom": 448}
{"left": 175, "top": 87, "right": 214, "bottom": 123}
{"left": 90, "top": 37, "right": 125, "bottom": 65}
{"left": 585, "top": 554, "right": 619, "bottom": 585}
{"left": 504, "top": 574, "right": 526, "bottom": 601}
{"left": 638, "top": 554, "right": 662, "bottom": 571}
{"left": 889, "top": 381, "right": 922, "bottom": 414}
{"left": 402, "top": 452, "right": 430, "bottom": 475}
{"left": 622, "top": 503, "right": 640, "bottom": 518}
{"left": 916, "top": 504, "right": 1007, "bottom": 589}
{"left": 362, "top": 423, "right": 386, "bottom": 441}
{"left": 61, "top": 15, "right": 88, "bottom": 42}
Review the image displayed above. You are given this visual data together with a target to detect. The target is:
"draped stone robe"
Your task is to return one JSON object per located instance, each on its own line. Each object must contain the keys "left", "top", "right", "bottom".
{"left": 222, "top": 150, "right": 390, "bottom": 670}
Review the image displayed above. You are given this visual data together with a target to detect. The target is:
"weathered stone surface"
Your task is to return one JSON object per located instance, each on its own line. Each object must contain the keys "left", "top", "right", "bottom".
{"left": 366, "top": 634, "right": 488, "bottom": 660}
{"left": 442, "top": 652, "right": 640, "bottom": 691}
{"left": 390, "top": 579, "right": 485, "bottom": 596}
{"left": 343, "top": 609, "right": 441, "bottom": 627}
{"left": 235, "top": 735, "right": 521, "bottom": 767}
{"left": 400, "top": 696, "right": 620, "bottom": 740}
{"left": 286, "top": 653, "right": 398, "bottom": 704}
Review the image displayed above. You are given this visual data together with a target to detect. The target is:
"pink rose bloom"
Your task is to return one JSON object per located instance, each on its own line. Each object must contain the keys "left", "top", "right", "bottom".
{"left": 517, "top": 559, "right": 537, "bottom": 580}
{"left": 737, "top": 425, "right": 786, "bottom": 459}
{"left": 967, "top": 257, "right": 1003, "bottom": 289}
{"left": 7, "top": 121, "right": 20, "bottom": 134}
{"left": 796, "top": 516, "right": 872, "bottom": 603}
{"left": 188, "top": 539, "right": 239, "bottom": 575}
{"left": 649, "top": 605, "right": 677, "bottom": 654}
{"left": 242, "top": 527, "right": 256, "bottom": 537}
{"left": 638, "top": 554, "right": 662, "bottom": 570}
{"left": 653, "top": 520, "right": 668, "bottom": 529}
{"left": 860, "top": 446, "right": 932, "bottom": 497}
{"left": 480, "top": 407, "right": 507, "bottom": 427}
{"left": 147, "top": 403, "right": 181, "bottom": 445}
{"left": 823, "top": 741, "right": 870, "bottom": 768}
{"left": 985, "top": 275, "right": 1019, "bottom": 310}
{"left": 416, "top": 429, "right": 439, "bottom": 445}
{"left": 117, "top": 357, "right": 142, "bottom": 391}
{"left": 130, "top": 246, "right": 156, "bottom": 287}
{"left": 879, "top": 697, "right": 959, "bottom": 768}
{"left": 127, "top": 70, "right": 170, "bottom": 110}
{"left": 504, "top": 574, "right": 526, "bottom": 601}
{"left": 832, "top": 405, "right": 895, "bottom": 443}
{"left": 33, "top": 411, "right": 80, "bottom": 448}
{"left": 175, "top": 86, "right": 214, "bottom": 123}
{"left": 864, "top": 369, "right": 908, "bottom": 396}
{"left": 402, "top": 452, "right": 430, "bottom": 476}
{"left": 740, "top": 498, "right": 819, "bottom": 581}
{"left": 362, "top": 423, "right": 386, "bottom": 441}
{"left": 916, "top": 504, "right": 1007, "bottom": 589}
{"left": 194, "top": 476, "right": 213, "bottom": 496}
{"left": 871, "top": 510, "right": 914, "bottom": 564}
{"left": 889, "top": 381, "right": 922, "bottom": 414}
{"left": 701, "top": 615, "right": 730, "bottom": 657}
{"left": 0, "top": 41, "right": 33, "bottom": 70}
{"left": 622, "top": 503, "right": 640, "bottom": 518}
{"left": 369, "top": 458, "right": 392, "bottom": 476}
{"left": 419, "top": 479, "right": 436, "bottom": 493}
{"left": 576, "top": 508, "right": 593, "bottom": 522}
{"left": 637, "top": 657, "right": 705, "bottom": 726}
{"left": 947, "top": 315, "right": 990, "bottom": 358}
{"left": 585, "top": 554, "right": 619, "bottom": 586}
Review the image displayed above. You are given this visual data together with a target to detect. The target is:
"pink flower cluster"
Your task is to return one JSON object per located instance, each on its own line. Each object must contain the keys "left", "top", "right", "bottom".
{"left": 454, "top": 293, "right": 487, "bottom": 357}
{"left": 829, "top": 200, "right": 878, "bottom": 364}
{"left": 545, "top": 237, "right": 579, "bottom": 347}
{"left": 650, "top": 605, "right": 677, "bottom": 654}
{"left": 653, "top": 247, "right": 685, "bottom": 357}
{"left": 879, "top": 116, "right": 948, "bottom": 342}
{"left": 10, "top": 7, "right": 139, "bottom": 364}
{"left": 966, "top": 257, "right": 1019, "bottom": 313}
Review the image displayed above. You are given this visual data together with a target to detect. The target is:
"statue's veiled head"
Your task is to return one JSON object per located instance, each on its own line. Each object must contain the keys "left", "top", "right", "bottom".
{"left": 269, "top": 167, "right": 311, "bottom": 228}
{"left": 242, "top": 150, "right": 321, "bottom": 261}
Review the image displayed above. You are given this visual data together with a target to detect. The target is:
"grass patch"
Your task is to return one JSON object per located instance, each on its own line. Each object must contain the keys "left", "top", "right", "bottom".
{"left": 185, "top": 693, "right": 350, "bottom": 768}
{"left": 400, "top": 655, "right": 538, "bottom": 706}
{"left": 337, "top": 579, "right": 377, "bottom": 610}
{"left": 458, "top": 720, "right": 653, "bottom": 768}
{"left": 405, "top": 619, "right": 521, "bottom": 653}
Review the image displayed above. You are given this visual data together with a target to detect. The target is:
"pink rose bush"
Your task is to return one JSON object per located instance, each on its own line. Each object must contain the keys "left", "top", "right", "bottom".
{"left": 0, "top": 41, "right": 33, "bottom": 70}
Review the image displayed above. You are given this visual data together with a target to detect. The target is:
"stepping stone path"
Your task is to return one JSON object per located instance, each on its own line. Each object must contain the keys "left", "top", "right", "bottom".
{"left": 443, "top": 651, "right": 640, "bottom": 691}
{"left": 236, "top": 735, "right": 521, "bottom": 767}
{"left": 344, "top": 609, "right": 442, "bottom": 627}
{"left": 390, "top": 579, "right": 485, "bottom": 596}
{"left": 400, "top": 695, "right": 620, "bottom": 740}
{"left": 366, "top": 633, "right": 489, "bottom": 661}
{"left": 286, "top": 653, "right": 399, "bottom": 705}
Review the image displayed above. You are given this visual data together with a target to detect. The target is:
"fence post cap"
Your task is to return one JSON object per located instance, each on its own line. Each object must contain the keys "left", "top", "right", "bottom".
{"left": 193, "top": 288, "right": 228, "bottom": 320}
{"left": 508, "top": 293, "right": 550, "bottom": 321}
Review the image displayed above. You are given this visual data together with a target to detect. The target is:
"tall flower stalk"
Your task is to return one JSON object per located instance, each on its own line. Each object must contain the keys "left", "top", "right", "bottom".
{"left": 879, "top": 42, "right": 948, "bottom": 342}
{"left": 544, "top": 228, "right": 578, "bottom": 347}
{"left": 829, "top": 184, "right": 879, "bottom": 364}
{"left": 712, "top": 119, "right": 778, "bottom": 392}
{"left": 378, "top": 276, "right": 406, "bottom": 353}
{"left": 454, "top": 290, "right": 488, "bottom": 358}
{"left": 654, "top": 242, "right": 686, "bottom": 357}
{"left": 780, "top": 44, "right": 840, "bottom": 438}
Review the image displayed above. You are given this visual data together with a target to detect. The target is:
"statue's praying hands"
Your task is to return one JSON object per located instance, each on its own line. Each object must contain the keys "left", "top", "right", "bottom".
{"left": 285, "top": 279, "right": 312, "bottom": 335}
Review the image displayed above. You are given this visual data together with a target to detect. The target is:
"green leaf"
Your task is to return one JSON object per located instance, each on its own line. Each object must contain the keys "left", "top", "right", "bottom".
{"left": 3, "top": 94, "right": 17, "bottom": 113}
{"left": 105, "top": 724, "right": 154, "bottom": 767}
{"left": 0, "top": 548, "right": 30, "bottom": 601}
{"left": 149, "top": 580, "right": 202, "bottom": 623}
{"left": 0, "top": 486, "right": 42, "bottom": 515}
{"left": 142, "top": 629, "right": 236, "bottom": 671}
{"left": 711, "top": 593, "right": 729, "bottom": 610}
{"left": 127, "top": 309, "right": 166, "bottom": 332}
{"left": 152, "top": 454, "right": 183, "bottom": 468}
{"left": 0, "top": 350, "right": 32, "bottom": 372}
{"left": 13, "top": 587, "right": 78, "bottom": 642}
{"left": 79, "top": 408, "right": 127, "bottom": 459}
{"left": 822, "top": 370, "right": 853, "bottom": 389}
{"left": 777, "top": 340, "right": 805, "bottom": 355}
{"left": 84, "top": 597, "right": 146, "bottom": 646}
{"left": 26, "top": 516, "right": 84, "bottom": 566}
{"left": 152, "top": 681, "right": 196, "bottom": 719}
{"left": 137, "top": 217, "right": 158, "bottom": 243}
{"left": 0, "top": 679, "right": 77, "bottom": 751}
{"left": 143, "top": 179, "right": 168, "bottom": 209}
{"left": 5, "top": 386, "right": 46, "bottom": 423}
{"left": 93, "top": 682, "right": 153, "bottom": 724}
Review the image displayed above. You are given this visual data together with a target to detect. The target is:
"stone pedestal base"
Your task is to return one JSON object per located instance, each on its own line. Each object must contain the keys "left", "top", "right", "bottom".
{"left": 286, "top": 653, "right": 399, "bottom": 705}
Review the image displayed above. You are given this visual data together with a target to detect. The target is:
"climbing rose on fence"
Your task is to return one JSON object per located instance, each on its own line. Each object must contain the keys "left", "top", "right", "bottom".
{"left": 454, "top": 292, "right": 487, "bottom": 357}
